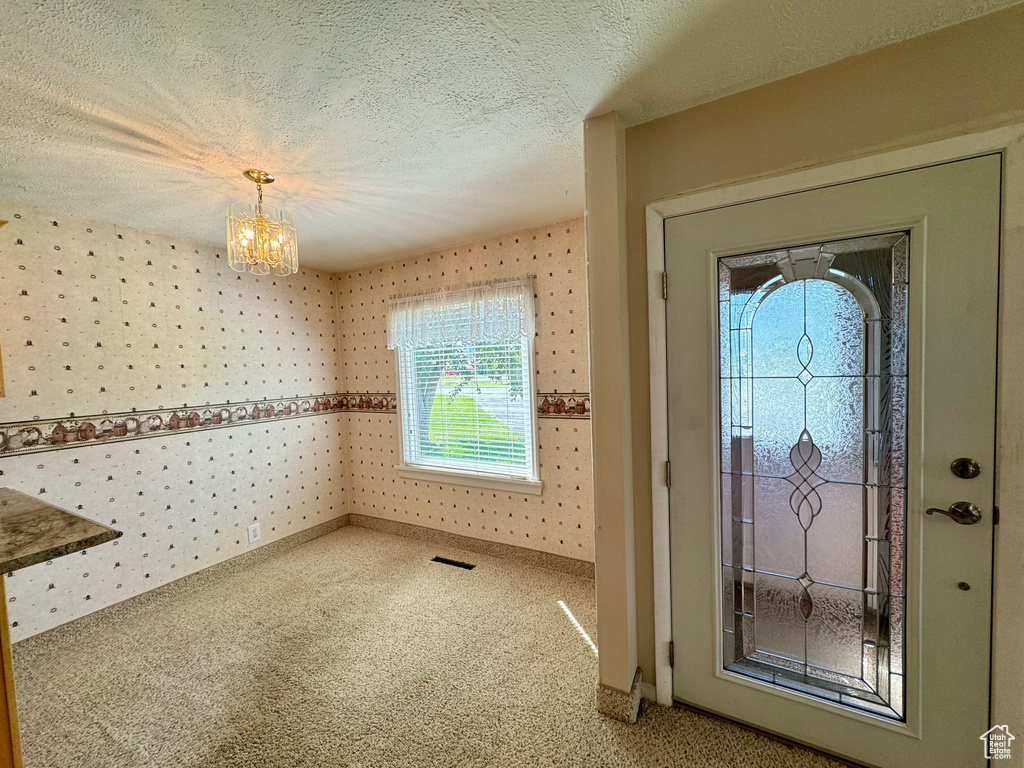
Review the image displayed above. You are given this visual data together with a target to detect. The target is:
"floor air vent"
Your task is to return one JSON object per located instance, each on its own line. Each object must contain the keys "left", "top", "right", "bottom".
{"left": 431, "top": 556, "right": 476, "bottom": 570}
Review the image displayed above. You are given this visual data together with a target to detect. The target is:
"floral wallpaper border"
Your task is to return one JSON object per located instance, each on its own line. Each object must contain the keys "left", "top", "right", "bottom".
{"left": 0, "top": 391, "right": 590, "bottom": 457}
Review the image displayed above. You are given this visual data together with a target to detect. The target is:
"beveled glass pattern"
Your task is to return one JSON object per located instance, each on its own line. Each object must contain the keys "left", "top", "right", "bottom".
{"left": 719, "top": 233, "right": 908, "bottom": 720}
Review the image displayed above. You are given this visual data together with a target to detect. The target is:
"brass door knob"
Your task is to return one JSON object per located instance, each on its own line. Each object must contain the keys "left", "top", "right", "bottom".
{"left": 926, "top": 501, "right": 983, "bottom": 525}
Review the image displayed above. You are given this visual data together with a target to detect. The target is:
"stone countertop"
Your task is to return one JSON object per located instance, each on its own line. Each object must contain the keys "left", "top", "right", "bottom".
{"left": 0, "top": 488, "right": 121, "bottom": 572}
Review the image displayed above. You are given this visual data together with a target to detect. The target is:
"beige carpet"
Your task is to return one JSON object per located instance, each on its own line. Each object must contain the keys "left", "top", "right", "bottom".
{"left": 13, "top": 526, "right": 845, "bottom": 767}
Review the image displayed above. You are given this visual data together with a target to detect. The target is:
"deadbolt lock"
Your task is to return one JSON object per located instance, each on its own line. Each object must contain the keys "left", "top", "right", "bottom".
{"left": 950, "top": 457, "right": 981, "bottom": 479}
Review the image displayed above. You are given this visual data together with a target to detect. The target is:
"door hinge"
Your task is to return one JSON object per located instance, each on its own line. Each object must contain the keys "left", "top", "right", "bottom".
{"left": 668, "top": 640, "right": 674, "bottom": 668}
{"left": 661, "top": 271, "right": 668, "bottom": 300}
{"left": 665, "top": 460, "right": 671, "bottom": 488}
{"left": 993, "top": 504, "right": 1000, "bottom": 525}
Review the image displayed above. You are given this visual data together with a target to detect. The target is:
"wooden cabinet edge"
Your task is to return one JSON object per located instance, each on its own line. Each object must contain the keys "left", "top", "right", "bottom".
{"left": 0, "top": 580, "right": 23, "bottom": 768}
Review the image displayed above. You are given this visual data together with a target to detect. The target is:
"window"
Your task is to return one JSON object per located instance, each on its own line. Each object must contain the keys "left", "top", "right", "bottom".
{"left": 387, "top": 277, "right": 541, "bottom": 493}
{"left": 718, "top": 235, "right": 907, "bottom": 720}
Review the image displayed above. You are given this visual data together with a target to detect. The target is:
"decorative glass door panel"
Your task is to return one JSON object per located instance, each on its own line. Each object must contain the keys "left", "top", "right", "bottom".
{"left": 720, "top": 233, "right": 908, "bottom": 720}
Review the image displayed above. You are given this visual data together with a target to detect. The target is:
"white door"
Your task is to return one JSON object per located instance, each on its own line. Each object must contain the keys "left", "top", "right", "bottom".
{"left": 666, "top": 155, "right": 1000, "bottom": 768}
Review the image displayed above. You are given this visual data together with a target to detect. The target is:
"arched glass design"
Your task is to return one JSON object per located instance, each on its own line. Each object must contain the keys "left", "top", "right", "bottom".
{"left": 719, "top": 232, "right": 908, "bottom": 720}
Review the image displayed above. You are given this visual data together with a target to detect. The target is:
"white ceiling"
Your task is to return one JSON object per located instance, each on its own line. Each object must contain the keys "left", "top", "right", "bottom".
{"left": 0, "top": 0, "right": 1017, "bottom": 271}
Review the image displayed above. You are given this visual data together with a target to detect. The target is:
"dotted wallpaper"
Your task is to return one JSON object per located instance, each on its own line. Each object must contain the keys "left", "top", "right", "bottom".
{"left": 0, "top": 205, "right": 341, "bottom": 417}
{"left": 0, "top": 199, "right": 347, "bottom": 641}
{"left": 337, "top": 219, "right": 594, "bottom": 561}
{"left": 0, "top": 202, "right": 593, "bottom": 642}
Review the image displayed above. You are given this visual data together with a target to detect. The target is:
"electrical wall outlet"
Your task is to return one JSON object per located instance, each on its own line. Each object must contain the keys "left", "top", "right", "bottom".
{"left": 247, "top": 522, "right": 261, "bottom": 544}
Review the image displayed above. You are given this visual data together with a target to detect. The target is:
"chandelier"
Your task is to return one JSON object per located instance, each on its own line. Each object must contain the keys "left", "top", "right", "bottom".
{"left": 226, "top": 169, "right": 298, "bottom": 275}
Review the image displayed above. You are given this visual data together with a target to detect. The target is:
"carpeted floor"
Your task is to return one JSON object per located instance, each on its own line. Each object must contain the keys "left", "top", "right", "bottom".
{"left": 13, "top": 525, "right": 845, "bottom": 767}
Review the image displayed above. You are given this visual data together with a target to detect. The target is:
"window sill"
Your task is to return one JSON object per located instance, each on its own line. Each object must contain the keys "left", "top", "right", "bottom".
{"left": 394, "top": 465, "right": 543, "bottom": 495}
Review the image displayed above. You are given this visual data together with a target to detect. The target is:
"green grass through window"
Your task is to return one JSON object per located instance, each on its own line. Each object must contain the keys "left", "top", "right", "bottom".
{"left": 424, "top": 394, "right": 526, "bottom": 465}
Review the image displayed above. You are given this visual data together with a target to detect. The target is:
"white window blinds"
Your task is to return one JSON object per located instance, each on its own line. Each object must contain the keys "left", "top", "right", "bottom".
{"left": 388, "top": 277, "right": 537, "bottom": 480}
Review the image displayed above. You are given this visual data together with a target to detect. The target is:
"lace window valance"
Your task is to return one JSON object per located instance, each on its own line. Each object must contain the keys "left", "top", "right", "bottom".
{"left": 386, "top": 276, "right": 535, "bottom": 350}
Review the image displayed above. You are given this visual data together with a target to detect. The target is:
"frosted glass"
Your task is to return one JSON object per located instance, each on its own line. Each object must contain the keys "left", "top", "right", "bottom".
{"left": 719, "top": 233, "right": 908, "bottom": 721}
{"left": 752, "top": 378, "right": 805, "bottom": 477}
{"left": 805, "top": 377, "right": 865, "bottom": 484}
{"left": 805, "top": 584, "right": 864, "bottom": 678}
{"left": 754, "top": 573, "right": 806, "bottom": 662}
{"left": 804, "top": 281, "right": 864, "bottom": 377}
{"left": 751, "top": 477, "right": 806, "bottom": 578}
{"left": 723, "top": 568, "right": 736, "bottom": 625}
{"left": 751, "top": 283, "right": 806, "bottom": 378}
{"left": 806, "top": 482, "right": 864, "bottom": 589}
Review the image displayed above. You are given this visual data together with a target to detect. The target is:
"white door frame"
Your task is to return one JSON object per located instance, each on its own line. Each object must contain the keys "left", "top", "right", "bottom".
{"left": 646, "top": 122, "right": 1024, "bottom": 729}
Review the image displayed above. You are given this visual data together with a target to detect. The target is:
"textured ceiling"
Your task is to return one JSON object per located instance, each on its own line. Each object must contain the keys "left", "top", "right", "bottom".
{"left": 0, "top": 0, "right": 1017, "bottom": 270}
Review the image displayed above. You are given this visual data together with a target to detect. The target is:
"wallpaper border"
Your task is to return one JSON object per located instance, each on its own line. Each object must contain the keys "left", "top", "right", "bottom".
{"left": 0, "top": 395, "right": 354, "bottom": 458}
{"left": 0, "top": 391, "right": 590, "bottom": 457}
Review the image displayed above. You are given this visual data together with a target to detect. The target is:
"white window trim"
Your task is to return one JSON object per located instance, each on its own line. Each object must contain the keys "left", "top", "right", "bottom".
{"left": 394, "top": 334, "right": 542, "bottom": 494}
{"left": 394, "top": 463, "right": 543, "bottom": 495}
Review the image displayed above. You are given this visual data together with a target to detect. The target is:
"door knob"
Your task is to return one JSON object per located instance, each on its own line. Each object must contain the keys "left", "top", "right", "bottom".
{"left": 926, "top": 501, "right": 983, "bottom": 525}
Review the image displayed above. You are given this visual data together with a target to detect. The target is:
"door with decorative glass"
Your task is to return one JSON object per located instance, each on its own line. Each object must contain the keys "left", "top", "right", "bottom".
{"left": 665, "top": 155, "right": 1000, "bottom": 767}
